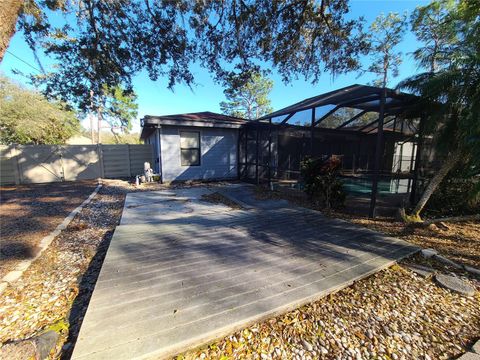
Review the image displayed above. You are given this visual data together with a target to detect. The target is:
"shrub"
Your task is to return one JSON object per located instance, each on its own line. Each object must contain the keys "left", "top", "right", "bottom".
{"left": 300, "top": 156, "right": 346, "bottom": 210}
{"left": 424, "top": 164, "right": 480, "bottom": 217}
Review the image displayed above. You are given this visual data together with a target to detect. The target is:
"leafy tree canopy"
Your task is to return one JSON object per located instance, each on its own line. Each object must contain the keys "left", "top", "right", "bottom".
{"left": 399, "top": 0, "right": 480, "bottom": 218}
{"left": 7, "top": 0, "right": 368, "bottom": 116}
{"left": 220, "top": 73, "right": 273, "bottom": 120}
{"left": 366, "top": 12, "right": 407, "bottom": 87}
{"left": 401, "top": 0, "right": 479, "bottom": 161}
{"left": 100, "top": 84, "right": 138, "bottom": 133}
{"left": 0, "top": 75, "right": 80, "bottom": 144}
{"left": 318, "top": 107, "right": 378, "bottom": 128}
{"left": 410, "top": 0, "right": 458, "bottom": 72}
{"left": 80, "top": 129, "right": 142, "bottom": 144}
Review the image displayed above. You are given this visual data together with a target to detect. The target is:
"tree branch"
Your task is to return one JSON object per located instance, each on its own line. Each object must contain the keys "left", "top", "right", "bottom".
{"left": 423, "top": 214, "right": 480, "bottom": 226}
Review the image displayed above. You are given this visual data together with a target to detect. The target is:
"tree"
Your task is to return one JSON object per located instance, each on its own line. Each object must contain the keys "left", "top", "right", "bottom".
{"left": 399, "top": 0, "right": 480, "bottom": 222}
{"left": 1, "top": 1, "right": 368, "bottom": 119}
{"left": 220, "top": 73, "right": 273, "bottom": 119}
{"left": 410, "top": 0, "right": 457, "bottom": 72}
{"left": 0, "top": 0, "right": 23, "bottom": 61}
{"left": 97, "top": 85, "right": 138, "bottom": 143}
{"left": 318, "top": 107, "right": 378, "bottom": 128}
{"left": 0, "top": 75, "right": 80, "bottom": 144}
{"left": 81, "top": 129, "right": 142, "bottom": 144}
{"left": 366, "top": 12, "right": 407, "bottom": 88}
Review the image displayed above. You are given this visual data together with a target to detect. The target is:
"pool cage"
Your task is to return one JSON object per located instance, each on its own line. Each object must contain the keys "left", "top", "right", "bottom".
{"left": 238, "top": 84, "right": 428, "bottom": 218}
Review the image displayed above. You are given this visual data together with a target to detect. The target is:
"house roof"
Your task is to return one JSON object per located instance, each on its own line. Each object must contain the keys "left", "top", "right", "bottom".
{"left": 258, "top": 84, "right": 418, "bottom": 121}
{"left": 140, "top": 111, "right": 246, "bottom": 139}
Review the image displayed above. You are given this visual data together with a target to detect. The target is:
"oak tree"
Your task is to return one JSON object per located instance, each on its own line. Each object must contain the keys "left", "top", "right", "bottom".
{"left": 2, "top": 1, "right": 368, "bottom": 117}
{"left": 0, "top": 75, "right": 79, "bottom": 144}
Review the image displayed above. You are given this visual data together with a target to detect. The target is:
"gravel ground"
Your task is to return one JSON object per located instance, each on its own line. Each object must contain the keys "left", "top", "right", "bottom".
{"left": 201, "top": 191, "right": 245, "bottom": 209}
{"left": 0, "top": 179, "right": 151, "bottom": 358}
{"left": 0, "top": 180, "right": 478, "bottom": 360}
{"left": 165, "top": 185, "right": 480, "bottom": 360}
{"left": 175, "top": 259, "right": 480, "bottom": 360}
{"left": 0, "top": 181, "right": 98, "bottom": 278}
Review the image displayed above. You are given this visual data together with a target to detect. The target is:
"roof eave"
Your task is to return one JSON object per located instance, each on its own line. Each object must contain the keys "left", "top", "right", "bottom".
{"left": 142, "top": 117, "right": 244, "bottom": 129}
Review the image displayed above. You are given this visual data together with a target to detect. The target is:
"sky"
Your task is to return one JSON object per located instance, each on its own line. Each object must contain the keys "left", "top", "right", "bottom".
{"left": 0, "top": 0, "right": 430, "bottom": 133}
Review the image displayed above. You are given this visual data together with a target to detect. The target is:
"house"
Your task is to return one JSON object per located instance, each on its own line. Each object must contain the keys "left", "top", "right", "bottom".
{"left": 140, "top": 112, "right": 246, "bottom": 182}
{"left": 141, "top": 85, "right": 423, "bottom": 189}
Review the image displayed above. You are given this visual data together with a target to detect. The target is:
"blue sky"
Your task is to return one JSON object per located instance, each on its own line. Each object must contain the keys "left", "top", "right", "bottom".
{"left": 1, "top": 0, "right": 429, "bottom": 133}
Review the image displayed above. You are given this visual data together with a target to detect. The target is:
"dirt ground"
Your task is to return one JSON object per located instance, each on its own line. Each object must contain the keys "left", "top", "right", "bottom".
{"left": 0, "top": 181, "right": 98, "bottom": 278}
{"left": 336, "top": 214, "right": 480, "bottom": 270}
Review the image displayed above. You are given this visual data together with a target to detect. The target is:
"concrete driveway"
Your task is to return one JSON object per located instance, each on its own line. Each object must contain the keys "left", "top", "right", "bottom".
{"left": 72, "top": 183, "right": 418, "bottom": 360}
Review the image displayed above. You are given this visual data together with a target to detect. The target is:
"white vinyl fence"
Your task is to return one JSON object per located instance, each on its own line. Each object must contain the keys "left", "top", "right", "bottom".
{"left": 0, "top": 144, "right": 153, "bottom": 185}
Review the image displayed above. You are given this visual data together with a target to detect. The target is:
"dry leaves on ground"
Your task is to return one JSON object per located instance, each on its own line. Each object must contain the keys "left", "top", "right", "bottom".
{"left": 0, "top": 181, "right": 98, "bottom": 278}
{"left": 175, "top": 262, "right": 480, "bottom": 360}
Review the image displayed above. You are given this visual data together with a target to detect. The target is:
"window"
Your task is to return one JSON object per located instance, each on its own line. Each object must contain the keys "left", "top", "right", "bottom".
{"left": 180, "top": 131, "right": 200, "bottom": 166}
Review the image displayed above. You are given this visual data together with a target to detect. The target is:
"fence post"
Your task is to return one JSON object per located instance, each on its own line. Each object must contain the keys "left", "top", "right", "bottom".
{"left": 127, "top": 145, "right": 132, "bottom": 177}
{"left": 98, "top": 144, "right": 105, "bottom": 179}
{"left": 59, "top": 145, "right": 66, "bottom": 181}
{"left": 12, "top": 145, "right": 21, "bottom": 185}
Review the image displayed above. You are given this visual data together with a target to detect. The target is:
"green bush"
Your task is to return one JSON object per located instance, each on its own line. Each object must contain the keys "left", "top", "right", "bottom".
{"left": 300, "top": 156, "right": 346, "bottom": 210}
{"left": 424, "top": 165, "right": 480, "bottom": 217}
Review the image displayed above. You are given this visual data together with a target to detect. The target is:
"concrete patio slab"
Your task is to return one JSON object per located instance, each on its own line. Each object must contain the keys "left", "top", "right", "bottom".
{"left": 72, "top": 185, "right": 418, "bottom": 360}
{"left": 120, "top": 187, "right": 232, "bottom": 225}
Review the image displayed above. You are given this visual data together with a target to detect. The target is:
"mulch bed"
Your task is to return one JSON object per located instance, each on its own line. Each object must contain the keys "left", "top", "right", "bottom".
{"left": 0, "top": 179, "right": 221, "bottom": 359}
{"left": 0, "top": 181, "right": 98, "bottom": 278}
{"left": 334, "top": 214, "right": 480, "bottom": 271}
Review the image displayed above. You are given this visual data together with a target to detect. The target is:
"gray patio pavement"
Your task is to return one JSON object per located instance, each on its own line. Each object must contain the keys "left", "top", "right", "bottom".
{"left": 72, "top": 183, "right": 418, "bottom": 360}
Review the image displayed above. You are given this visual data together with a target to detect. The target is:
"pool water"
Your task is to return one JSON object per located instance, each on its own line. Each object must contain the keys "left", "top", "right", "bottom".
{"left": 341, "top": 177, "right": 410, "bottom": 195}
{"left": 274, "top": 177, "right": 411, "bottom": 195}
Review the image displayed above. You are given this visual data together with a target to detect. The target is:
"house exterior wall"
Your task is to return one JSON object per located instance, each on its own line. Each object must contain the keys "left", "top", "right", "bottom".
{"left": 144, "top": 130, "right": 161, "bottom": 173}
{"left": 158, "top": 126, "right": 238, "bottom": 182}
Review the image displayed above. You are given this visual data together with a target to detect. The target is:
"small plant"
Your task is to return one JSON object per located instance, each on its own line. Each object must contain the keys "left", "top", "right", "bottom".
{"left": 300, "top": 156, "right": 346, "bottom": 210}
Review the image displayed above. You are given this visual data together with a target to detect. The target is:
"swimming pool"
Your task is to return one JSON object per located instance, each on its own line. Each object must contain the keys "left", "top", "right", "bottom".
{"left": 275, "top": 176, "right": 411, "bottom": 195}
{"left": 341, "top": 176, "right": 411, "bottom": 195}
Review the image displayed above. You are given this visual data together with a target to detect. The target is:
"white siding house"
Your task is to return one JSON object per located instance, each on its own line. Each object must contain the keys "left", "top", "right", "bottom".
{"left": 141, "top": 112, "right": 245, "bottom": 182}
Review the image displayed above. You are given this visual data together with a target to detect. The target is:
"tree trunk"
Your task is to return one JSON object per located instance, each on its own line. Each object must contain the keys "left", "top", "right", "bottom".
{"left": 97, "top": 106, "right": 102, "bottom": 144}
{"left": 0, "top": 0, "right": 24, "bottom": 62}
{"left": 411, "top": 149, "right": 461, "bottom": 218}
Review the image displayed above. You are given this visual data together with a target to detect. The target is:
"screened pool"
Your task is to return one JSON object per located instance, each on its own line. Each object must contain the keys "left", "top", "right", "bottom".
{"left": 273, "top": 176, "right": 412, "bottom": 196}
{"left": 341, "top": 176, "right": 411, "bottom": 195}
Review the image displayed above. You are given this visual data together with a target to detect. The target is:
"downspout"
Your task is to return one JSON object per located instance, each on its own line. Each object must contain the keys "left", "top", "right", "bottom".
{"left": 156, "top": 125, "right": 163, "bottom": 183}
